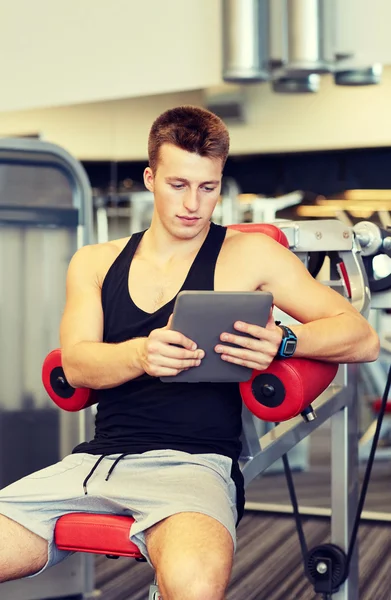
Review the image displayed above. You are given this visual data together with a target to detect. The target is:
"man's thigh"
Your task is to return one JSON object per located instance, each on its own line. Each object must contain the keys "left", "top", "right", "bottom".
{"left": 145, "top": 512, "right": 234, "bottom": 593}
{"left": 124, "top": 451, "right": 238, "bottom": 568}
{"left": 0, "top": 453, "right": 123, "bottom": 576}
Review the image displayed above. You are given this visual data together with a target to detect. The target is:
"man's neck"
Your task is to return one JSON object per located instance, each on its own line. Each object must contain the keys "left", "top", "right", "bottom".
{"left": 141, "top": 217, "right": 210, "bottom": 263}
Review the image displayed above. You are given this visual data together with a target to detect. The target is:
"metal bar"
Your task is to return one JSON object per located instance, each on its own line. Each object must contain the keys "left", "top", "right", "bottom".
{"left": 244, "top": 503, "right": 391, "bottom": 523}
{"left": 240, "top": 405, "right": 263, "bottom": 459}
{"left": 96, "top": 206, "right": 109, "bottom": 243}
{"left": 276, "top": 219, "right": 353, "bottom": 252}
{"left": 220, "top": 177, "right": 240, "bottom": 225}
{"left": 242, "top": 383, "right": 345, "bottom": 487}
{"left": 286, "top": 0, "right": 326, "bottom": 73}
{"left": 243, "top": 371, "right": 361, "bottom": 598}
{"left": 222, "top": 0, "right": 269, "bottom": 82}
{"left": 331, "top": 372, "right": 359, "bottom": 600}
{"left": 0, "top": 138, "right": 93, "bottom": 245}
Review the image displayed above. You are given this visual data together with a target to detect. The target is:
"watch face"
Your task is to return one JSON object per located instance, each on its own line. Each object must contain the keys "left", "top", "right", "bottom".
{"left": 285, "top": 340, "right": 296, "bottom": 355}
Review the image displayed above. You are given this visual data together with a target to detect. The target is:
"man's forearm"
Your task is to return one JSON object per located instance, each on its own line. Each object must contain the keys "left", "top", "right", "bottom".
{"left": 290, "top": 313, "right": 380, "bottom": 363}
{"left": 62, "top": 339, "right": 145, "bottom": 389}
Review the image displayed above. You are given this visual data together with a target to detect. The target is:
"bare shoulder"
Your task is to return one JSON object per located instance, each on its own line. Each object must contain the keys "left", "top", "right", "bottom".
{"left": 220, "top": 228, "right": 298, "bottom": 288}
{"left": 68, "top": 236, "right": 131, "bottom": 287}
{"left": 223, "top": 228, "right": 283, "bottom": 256}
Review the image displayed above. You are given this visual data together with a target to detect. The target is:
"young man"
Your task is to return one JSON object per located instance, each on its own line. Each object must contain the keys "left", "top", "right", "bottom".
{"left": 0, "top": 106, "right": 379, "bottom": 599}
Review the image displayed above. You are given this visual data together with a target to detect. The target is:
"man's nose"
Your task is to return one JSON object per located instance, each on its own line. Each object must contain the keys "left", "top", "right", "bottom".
{"left": 183, "top": 188, "right": 199, "bottom": 212}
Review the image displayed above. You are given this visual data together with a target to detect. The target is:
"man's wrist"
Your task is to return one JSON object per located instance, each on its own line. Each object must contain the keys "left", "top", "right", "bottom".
{"left": 128, "top": 337, "right": 147, "bottom": 375}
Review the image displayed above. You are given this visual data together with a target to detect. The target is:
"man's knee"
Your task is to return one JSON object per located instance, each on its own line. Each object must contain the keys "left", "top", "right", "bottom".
{"left": 0, "top": 513, "right": 48, "bottom": 582}
{"left": 146, "top": 512, "right": 234, "bottom": 600}
{"left": 157, "top": 555, "right": 231, "bottom": 600}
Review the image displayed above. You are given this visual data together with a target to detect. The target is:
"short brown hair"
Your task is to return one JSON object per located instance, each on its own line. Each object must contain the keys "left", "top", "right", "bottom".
{"left": 148, "top": 105, "right": 230, "bottom": 173}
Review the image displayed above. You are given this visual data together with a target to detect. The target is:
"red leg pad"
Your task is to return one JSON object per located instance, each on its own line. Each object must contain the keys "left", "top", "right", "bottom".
{"left": 42, "top": 349, "right": 97, "bottom": 412}
{"left": 240, "top": 359, "right": 339, "bottom": 422}
{"left": 55, "top": 513, "right": 143, "bottom": 558}
{"left": 228, "top": 223, "right": 337, "bottom": 421}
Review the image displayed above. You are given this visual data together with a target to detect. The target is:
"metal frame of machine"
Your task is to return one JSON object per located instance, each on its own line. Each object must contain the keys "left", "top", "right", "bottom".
{"left": 0, "top": 138, "right": 95, "bottom": 600}
{"left": 239, "top": 217, "right": 389, "bottom": 599}
{"left": 241, "top": 365, "right": 359, "bottom": 600}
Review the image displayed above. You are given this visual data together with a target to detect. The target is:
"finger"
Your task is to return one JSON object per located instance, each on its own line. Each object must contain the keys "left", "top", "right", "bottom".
{"left": 159, "top": 329, "right": 198, "bottom": 350}
{"left": 216, "top": 343, "right": 274, "bottom": 364}
{"left": 220, "top": 353, "right": 268, "bottom": 370}
{"left": 233, "top": 321, "right": 276, "bottom": 341}
{"left": 218, "top": 332, "right": 262, "bottom": 351}
{"left": 158, "top": 343, "right": 204, "bottom": 360}
{"left": 150, "top": 354, "right": 202, "bottom": 370}
{"left": 215, "top": 344, "right": 254, "bottom": 359}
{"left": 164, "top": 313, "right": 174, "bottom": 330}
{"left": 152, "top": 366, "right": 187, "bottom": 377}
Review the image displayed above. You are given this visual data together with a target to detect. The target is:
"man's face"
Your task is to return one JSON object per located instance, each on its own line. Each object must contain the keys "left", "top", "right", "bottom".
{"left": 144, "top": 143, "right": 223, "bottom": 239}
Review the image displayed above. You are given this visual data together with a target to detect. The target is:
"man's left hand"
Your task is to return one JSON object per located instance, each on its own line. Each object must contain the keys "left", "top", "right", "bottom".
{"left": 215, "top": 311, "right": 283, "bottom": 370}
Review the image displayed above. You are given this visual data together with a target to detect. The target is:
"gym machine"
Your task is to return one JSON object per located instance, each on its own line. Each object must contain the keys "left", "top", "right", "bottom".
{"left": 40, "top": 216, "right": 385, "bottom": 600}
{"left": 352, "top": 221, "right": 391, "bottom": 462}
{"left": 242, "top": 218, "right": 391, "bottom": 598}
{"left": 0, "top": 138, "right": 95, "bottom": 600}
{"left": 252, "top": 216, "right": 371, "bottom": 475}
{"left": 266, "top": 219, "right": 391, "bottom": 473}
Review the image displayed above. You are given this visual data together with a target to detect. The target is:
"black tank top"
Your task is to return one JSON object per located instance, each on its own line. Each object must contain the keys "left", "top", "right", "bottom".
{"left": 73, "top": 222, "right": 245, "bottom": 522}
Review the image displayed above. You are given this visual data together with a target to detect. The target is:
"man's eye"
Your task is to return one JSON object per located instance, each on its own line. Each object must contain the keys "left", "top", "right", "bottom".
{"left": 171, "top": 184, "right": 184, "bottom": 189}
{"left": 203, "top": 187, "right": 215, "bottom": 192}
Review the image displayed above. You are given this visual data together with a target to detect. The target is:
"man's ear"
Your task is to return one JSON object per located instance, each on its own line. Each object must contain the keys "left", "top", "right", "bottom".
{"left": 144, "top": 167, "right": 154, "bottom": 193}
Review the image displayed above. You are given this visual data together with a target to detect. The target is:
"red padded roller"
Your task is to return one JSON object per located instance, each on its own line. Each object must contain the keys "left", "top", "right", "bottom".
{"left": 228, "top": 222, "right": 338, "bottom": 421}
{"left": 228, "top": 222, "right": 289, "bottom": 248}
{"left": 42, "top": 348, "right": 97, "bottom": 412}
{"left": 240, "top": 359, "right": 338, "bottom": 422}
{"left": 55, "top": 513, "right": 143, "bottom": 558}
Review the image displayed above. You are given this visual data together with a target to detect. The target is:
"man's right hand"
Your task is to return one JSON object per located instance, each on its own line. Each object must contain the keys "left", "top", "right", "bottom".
{"left": 137, "top": 315, "right": 205, "bottom": 378}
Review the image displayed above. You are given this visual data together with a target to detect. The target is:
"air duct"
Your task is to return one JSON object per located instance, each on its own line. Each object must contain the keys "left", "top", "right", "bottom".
{"left": 283, "top": 0, "right": 332, "bottom": 76}
{"left": 221, "top": 0, "right": 382, "bottom": 92}
{"left": 273, "top": 74, "right": 320, "bottom": 94}
{"left": 222, "top": 0, "right": 269, "bottom": 83}
{"left": 269, "top": 0, "right": 287, "bottom": 70}
{"left": 271, "top": 0, "right": 321, "bottom": 93}
{"left": 335, "top": 64, "right": 383, "bottom": 86}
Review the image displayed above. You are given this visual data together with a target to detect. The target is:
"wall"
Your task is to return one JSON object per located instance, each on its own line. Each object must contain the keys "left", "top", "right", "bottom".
{"left": 0, "top": 0, "right": 221, "bottom": 112}
{"left": 0, "top": 68, "right": 390, "bottom": 160}
{"left": 334, "top": 0, "right": 391, "bottom": 66}
{"left": 0, "top": 90, "right": 205, "bottom": 160}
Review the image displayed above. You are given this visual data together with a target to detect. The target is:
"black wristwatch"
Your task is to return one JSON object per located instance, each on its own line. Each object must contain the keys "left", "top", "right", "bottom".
{"left": 276, "top": 325, "right": 297, "bottom": 358}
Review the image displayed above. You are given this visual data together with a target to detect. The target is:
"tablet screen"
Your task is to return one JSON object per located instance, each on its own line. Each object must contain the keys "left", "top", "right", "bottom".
{"left": 160, "top": 291, "right": 273, "bottom": 383}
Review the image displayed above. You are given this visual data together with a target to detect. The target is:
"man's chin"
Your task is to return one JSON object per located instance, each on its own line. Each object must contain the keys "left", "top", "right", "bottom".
{"left": 172, "top": 218, "right": 207, "bottom": 237}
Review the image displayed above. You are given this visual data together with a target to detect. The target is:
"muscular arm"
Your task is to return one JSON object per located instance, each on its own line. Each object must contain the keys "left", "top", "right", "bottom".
{"left": 251, "top": 234, "right": 379, "bottom": 363}
{"left": 60, "top": 245, "right": 145, "bottom": 389}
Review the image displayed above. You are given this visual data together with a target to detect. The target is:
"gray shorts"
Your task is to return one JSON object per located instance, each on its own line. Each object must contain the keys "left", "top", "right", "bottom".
{"left": 0, "top": 450, "right": 237, "bottom": 576}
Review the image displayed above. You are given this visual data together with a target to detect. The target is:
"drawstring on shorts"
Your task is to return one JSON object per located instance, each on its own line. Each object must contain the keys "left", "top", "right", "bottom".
{"left": 83, "top": 453, "right": 131, "bottom": 494}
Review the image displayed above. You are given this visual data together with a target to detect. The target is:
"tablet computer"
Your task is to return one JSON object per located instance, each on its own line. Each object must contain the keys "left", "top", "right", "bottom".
{"left": 160, "top": 290, "right": 273, "bottom": 383}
